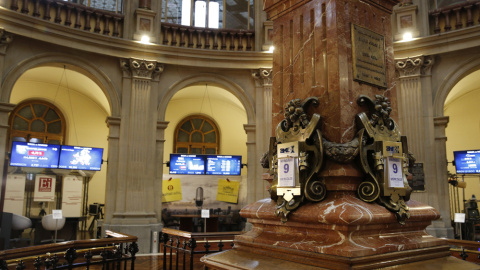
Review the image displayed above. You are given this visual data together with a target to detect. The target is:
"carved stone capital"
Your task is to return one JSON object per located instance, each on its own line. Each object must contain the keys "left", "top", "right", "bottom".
{"left": 252, "top": 68, "right": 273, "bottom": 86}
{"left": 120, "top": 58, "right": 164, "bottom": 80}
{"left": 395, "top": 55, "right": 434, "bottom": 77}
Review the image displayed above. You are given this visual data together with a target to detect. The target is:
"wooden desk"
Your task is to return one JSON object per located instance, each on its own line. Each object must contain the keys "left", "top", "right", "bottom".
{"left": 171, "top": 214, "right": 223, "bottom": 232}
{"left": 29, "top": 216, "right": 86, "bottom": 244}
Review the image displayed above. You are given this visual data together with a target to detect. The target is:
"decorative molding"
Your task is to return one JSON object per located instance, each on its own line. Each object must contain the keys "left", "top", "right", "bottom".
{"left": 395, "top": 55, "right": 435, "bottom": 77}
{"left": 252, "top": 68, "right": 273, "bottom": 86}
{"left": 120, "top": 58, "right": 164, "bottom": 80}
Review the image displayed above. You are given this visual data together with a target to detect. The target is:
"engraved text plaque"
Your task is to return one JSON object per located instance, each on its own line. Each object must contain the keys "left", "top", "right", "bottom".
{"left": 351, "top": 24, "right": 387, "bottom": 88}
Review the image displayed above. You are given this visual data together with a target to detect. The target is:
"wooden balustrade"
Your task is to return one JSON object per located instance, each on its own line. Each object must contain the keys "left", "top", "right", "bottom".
{"left": 448, "top": 239, "right": 480, "bottom": 265}
{"left": 160, "top": 228, "right": 242, "bottom": 270}
{"left": 9, "top": 0, "right": 124, "bottom": 37}
{"left": 429, "top": 0, "right": 480, "bottom": 34}
{"left": 0, "top": 230, "right": 138, "bottom": 270}
{"left": 161, "top": 23, "right": 255, "bottom": 52}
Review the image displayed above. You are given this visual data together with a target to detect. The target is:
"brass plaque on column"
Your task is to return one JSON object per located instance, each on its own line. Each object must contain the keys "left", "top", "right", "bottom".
{"left": 351, "top": 24, "right": 387, "bottom": 89}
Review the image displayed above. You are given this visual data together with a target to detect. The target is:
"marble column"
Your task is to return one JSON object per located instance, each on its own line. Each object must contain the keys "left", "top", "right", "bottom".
{"left": 203, "top": 0, "right": 474, "bottom": 268}
{"left": 103, "top": 58, "right": 164, "bottom": 253}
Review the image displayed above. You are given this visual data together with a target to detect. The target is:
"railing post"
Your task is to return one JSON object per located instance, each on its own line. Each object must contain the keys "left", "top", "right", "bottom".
{"left": 162, "top": 232, "right": 168, "bottom": 270}
{"left": 188, "top": 238, "right": 197, "bottom": 270}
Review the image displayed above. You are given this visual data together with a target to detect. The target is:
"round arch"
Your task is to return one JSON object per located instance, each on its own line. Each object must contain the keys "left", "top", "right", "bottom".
{"left": 433, "top": 57, "right": 480, "bottom": 117}
{"left": 157, "top": 73, "right": 255, "bottom": 124}
{"left": 1, "top": 52, "right": 120, "bottom": 116}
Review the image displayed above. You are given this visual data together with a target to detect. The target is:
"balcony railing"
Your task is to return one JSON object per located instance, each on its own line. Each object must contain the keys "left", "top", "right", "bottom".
{"left": 9, "top": 0, "right": 124, "bottom": 37}
{"left": 429, "top": 0, "right": 480, "bottom": 34}
{"left": 0, "top": 230, "right": 138, "bottom": 270}
{"left": 161, "top": 23, "right": 255, "bottom": 51}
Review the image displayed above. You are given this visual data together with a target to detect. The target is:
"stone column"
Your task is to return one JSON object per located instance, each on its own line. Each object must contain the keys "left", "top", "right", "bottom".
{"left": 103, "top": 116, "right": 121, "bottom": 224}
{"left": 252, "top": 68, "right": 273, "bottom": 201}
{"left": 432, "top": 116, "right": 454, "bottom": 238}
{"left": 243, "top": 124, "right": 257, "bottom": 203}
{"left": 155, "top": 121, "right": 169, "bottom": 222}
{"left": 0, "top": 102, "right": 17, "bottom": 206}
{"left": 103, "top": 58, "right": 164, "bottom": 253}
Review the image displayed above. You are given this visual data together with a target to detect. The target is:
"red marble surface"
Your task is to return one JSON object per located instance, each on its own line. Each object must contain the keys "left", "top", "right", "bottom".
{"left": 266, "top": 0, "right": 400, "bottom": 144}
{"left": 238, "top": 192, "right": 444, "bottom": 258}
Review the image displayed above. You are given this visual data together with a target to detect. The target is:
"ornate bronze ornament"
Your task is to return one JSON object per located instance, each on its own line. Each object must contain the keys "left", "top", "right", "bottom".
{"left": 268, "top": 97, "right": 326, "bottom": 222}
{"left": 355, "top": 95, "right": 413, "bottom": 224}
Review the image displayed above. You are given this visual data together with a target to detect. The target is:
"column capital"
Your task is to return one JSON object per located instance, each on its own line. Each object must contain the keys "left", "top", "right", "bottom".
{"left": 252, "top": 68, "right": 273, "bottom": 87}
{"left": 243, "top": 124, "right": 256, "bottom": 134}
{"left": 395, "top": 55, "right": 434, "bottom": 77}
{"left": 157, "top": 121, "right": 169, "bottom": 130}
{"left": 120, "top": 58, "right": 164, "bottom": 80}
{"left": 106, "top": 116, "right": 121, "bottom": 127}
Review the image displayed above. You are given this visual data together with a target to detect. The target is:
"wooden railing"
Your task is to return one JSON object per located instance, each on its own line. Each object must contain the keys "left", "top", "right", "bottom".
{"left": 429, "top": 0, "right": 480, "bottom": 34}
{"left": 160, "top": 228, "right": 242, "bottom": 270}
{"left": 161, "top": 23, "right": 255, "bottom": 51}
{"left": 0, "top": 230, "right": 138, "bottom": 269}
{"left": 448, "top": 239, "right": 480, "bottom": 264}
{"left": 8, "top": 0, "right": 124, "bottom": 37}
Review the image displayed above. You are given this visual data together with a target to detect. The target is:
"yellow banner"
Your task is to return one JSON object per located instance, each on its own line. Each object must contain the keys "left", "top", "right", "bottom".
{"left": 216, "top": 179, "right": 240, "bottom": 204}
{"left": 162, "top": 178, "right": 183, "bottom": 202}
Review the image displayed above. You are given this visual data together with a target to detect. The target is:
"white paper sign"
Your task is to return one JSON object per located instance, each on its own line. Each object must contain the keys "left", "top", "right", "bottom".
{"left": 278, "top": 158, "right": 295, "bottom": 187}
{"left": 201, "top": 209, "right": 210, "bottom": 218}
{"left": 34, "top": 174, "right": 56, "bottom": 202}
{"left": 454, "top": 213, "right": 466, "bottom": 223}
{"left": 4, "top": 174, "right": 26, "bottom": 215}
{"left": 52, "top": 209, "right": 63, "bottom": 219}
{"left": 386, "top": 157, "right": 404, "bottom": 188}
{"left": 62, "top": 176, "right": 83, "bottom": 217}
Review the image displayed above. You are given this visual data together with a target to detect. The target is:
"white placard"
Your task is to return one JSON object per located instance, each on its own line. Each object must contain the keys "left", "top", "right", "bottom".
{"left": 386, "top": 157, "right": 404, "bottom": 188}
{"left": 278, "top": 158, "right": 295, "bottom": 187}
{"left": 62, "top": 176, "right": 83, "bottom": 217}
{"left": 34, "top": 174, "right": 56, "bottom": 202}
{"left": 201, "top": 209, "right": 210, "bottom": 218}
{"left": 454, "top": 213, "right": 466, "bottom": 223}
{"left": 4, "top": 174, "right": 26, "bottom": 215}
{"left": 52, "top": 209, "right": 63, "bottom": 219}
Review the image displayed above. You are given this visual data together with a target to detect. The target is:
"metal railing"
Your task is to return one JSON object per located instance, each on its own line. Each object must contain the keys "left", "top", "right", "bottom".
{"left": 0, "top": 230, "right": 138, "bottom": 270}
{"left": 160, "top": 228, "right": 242, "bottom": 270}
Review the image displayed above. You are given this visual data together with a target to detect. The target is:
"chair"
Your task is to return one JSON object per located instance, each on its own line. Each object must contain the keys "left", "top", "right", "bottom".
{"left": 0, "top": 213, "right": 32, "bottom": 249}
{"left": 41, "top": 214, "right": 66, "bottom": 243}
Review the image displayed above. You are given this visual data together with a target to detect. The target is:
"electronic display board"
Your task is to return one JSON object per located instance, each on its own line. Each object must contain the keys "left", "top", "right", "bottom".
{"left": 10, "top": 141, "right": 61, "bottom": 168}
{"left": 169, "top": 154, "right": 206, "bottom": 175}
{"left": 206, "top": 155, "right": 242, "bottom": 175}
{"left": 454, "top": 150, "right": 480, "bottom": 174}
{"left": 58, "top": 145, "right": 104, "bottom": 171}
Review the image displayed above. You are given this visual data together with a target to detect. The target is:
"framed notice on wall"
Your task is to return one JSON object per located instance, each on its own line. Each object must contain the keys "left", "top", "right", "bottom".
{"left": 34, "top": 174, "right": 56, "bottom": 202}
{"left": 4, "top": 174, "right": 26, "bottom": 215}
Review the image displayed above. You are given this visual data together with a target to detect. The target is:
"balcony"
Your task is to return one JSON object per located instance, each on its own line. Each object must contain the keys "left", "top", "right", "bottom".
{"left": 429, "top": 0, "right": 480, "bottom": 34}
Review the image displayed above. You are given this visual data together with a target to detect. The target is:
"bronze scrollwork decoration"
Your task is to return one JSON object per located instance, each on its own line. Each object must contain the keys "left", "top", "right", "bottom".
{"left": 355, "top": 95, "right": 414, "bottom": 224}
{"left": 268, "top": 97, "right": 326, "bottom": 222}
{"left": 267, "top": 95, "right": 414, "bottom": 225}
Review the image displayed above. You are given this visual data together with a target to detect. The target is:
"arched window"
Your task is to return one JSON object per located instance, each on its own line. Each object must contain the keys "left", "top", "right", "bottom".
{"left": 8, "top": 100, "right": 66, "bottom": 146}
{"left": 174, "top": 115, "right": 219, "bottom": 154}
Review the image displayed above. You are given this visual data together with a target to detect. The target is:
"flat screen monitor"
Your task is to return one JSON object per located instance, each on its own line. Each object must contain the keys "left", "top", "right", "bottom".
{"left": 169, "top": 154, "right": 205, "bottom": 175}
{"left": 58, "top": 145, "right": 104, "bottom": 171}
{"left": 206, "top": 155, "right": 242, "bottom": 175}
{"left": 454, "top": 150, "right": 480, "bottom": 174}
{"left": 9, "top": 141, "right": 61, "bottom": 168}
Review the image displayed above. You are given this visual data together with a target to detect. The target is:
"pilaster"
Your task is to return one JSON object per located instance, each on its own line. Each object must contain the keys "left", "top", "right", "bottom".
{"left": 103, "top": 58, "right": 164, "bottom": 253}
{"left": 243, "top": 124, "right": 257, "bottom": 203}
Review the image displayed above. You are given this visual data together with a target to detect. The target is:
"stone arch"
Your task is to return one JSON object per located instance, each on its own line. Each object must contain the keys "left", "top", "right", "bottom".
{"left": 433, "top": 57, "right": 480, "bottom": 118}
{"left": 157, "top": 73, "right": 255, "bottom": 124}
{"left": 1, "top": 52, "right": 120, "bottom": 116}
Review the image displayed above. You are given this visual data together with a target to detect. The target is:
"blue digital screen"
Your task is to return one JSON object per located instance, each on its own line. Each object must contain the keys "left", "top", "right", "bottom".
{"left": 10, "top": 141, "right": 61, "bottom": 168}
{"left": 169, "top": 154, "right": 206, "bottom": 175}
{"left": 206, "top": 155, "right": 242, "bottom": 175}
{"left": 454, "top": 150, "right": 480, "bottom": 174}
{"left": 58, "top": 145, "right": 104, "bottom": 171}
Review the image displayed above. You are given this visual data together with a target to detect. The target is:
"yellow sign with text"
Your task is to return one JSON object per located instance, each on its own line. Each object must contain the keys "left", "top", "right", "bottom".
{"left": 216, "top": 179, "right": 240, "bottom": 204}
{"left": 162, "top": 178, "right": 183, "bottom": 202}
